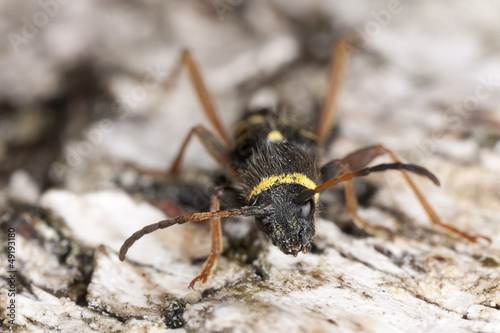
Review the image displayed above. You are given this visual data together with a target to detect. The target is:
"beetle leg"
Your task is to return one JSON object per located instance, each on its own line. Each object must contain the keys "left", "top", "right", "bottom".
{"left": 189, "top": 188, "right": 226, "bottom": 290}
{"left": 180, "top": 50, "right": 232, "bottom": 149}
{"left": 316, "top": 41, "right": 349, "bottom": 147}
{"left": 124, "top": 49, "right": 236, "bottom": 180}
{"left": 380, "top": 146, "right": 490, "bottom": 243}
{"left": 169, "top": 125, "right": 239, "bottom": 181}
{"left": 125, "top": 125, "right": 239, "bottom": 181}
{"left": 322, "top": 144, "right": 489, "bottom": 243}
{"left": 335, "top": 160, "right": 394, "bottom": 238}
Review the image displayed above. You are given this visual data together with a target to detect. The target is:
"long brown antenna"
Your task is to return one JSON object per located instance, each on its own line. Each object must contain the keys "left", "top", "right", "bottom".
{"left": 294, "top": 162, "right": 439, "bottom": 204}
{"left": 119, "top": 209, "right": 245, "bottom": 261}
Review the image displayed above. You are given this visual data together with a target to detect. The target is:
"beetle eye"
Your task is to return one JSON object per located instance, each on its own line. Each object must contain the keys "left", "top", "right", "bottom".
{"left": 296, "top": 199, "right": 315, "bottom": 219}
{"left": 255, "top": 216, "right": 271, "bottom": 232}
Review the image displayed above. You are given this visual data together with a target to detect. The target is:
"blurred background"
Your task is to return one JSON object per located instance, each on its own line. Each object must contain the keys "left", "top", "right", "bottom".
{"left": 1, "top": 0, "right": 499, "bottom": 198}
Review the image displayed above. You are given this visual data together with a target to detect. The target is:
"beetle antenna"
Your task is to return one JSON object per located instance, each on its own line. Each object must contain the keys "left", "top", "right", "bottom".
{"left": 294, "top": 162, "right": 440, "bottom": 204}
{"left": 119, "top": 209, "right": 246, "bottom": 261}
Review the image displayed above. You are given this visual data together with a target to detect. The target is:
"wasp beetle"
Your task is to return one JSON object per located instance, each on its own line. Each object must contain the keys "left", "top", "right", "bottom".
{"left": 119, "top": 42, "right": 488, "bottom": 289}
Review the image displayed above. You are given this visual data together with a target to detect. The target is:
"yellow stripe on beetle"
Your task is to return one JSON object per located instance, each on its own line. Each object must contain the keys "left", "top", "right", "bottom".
{"left": 299, "top": 129, "right": 318, "bottom": 141}
{"left": 267, "top": 130, "right": 284, "bottom": 142}
{"left": 249, "top": 173, "right": 319, "bottom": 201}
{"left": 234, "top": 114, "right": 267, "bottom": 135}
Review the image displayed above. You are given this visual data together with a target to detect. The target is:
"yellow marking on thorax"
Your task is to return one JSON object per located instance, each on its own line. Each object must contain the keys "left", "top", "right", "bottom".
{"left": 249, "top": 173, "right": 319, "bottom": 202}
{"left": 267, "top": 130, "right": 284, "bottom": 142}
{"left": 277, "top": 118, "right": 318, "bottom": 142}
{"left": 234, "top": 130, "right": 253, "bottom": 146}
{"left": 234, "top": 114, "right": 267, "bottom": 135}
{"left": 300, "top": 129, "right": 318, "bottom": 141}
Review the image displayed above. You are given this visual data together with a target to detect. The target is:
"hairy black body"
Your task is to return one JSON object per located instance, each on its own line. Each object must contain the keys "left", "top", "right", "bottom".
{"left": 232, "top": 109, "right": 322, "bottom": 255}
